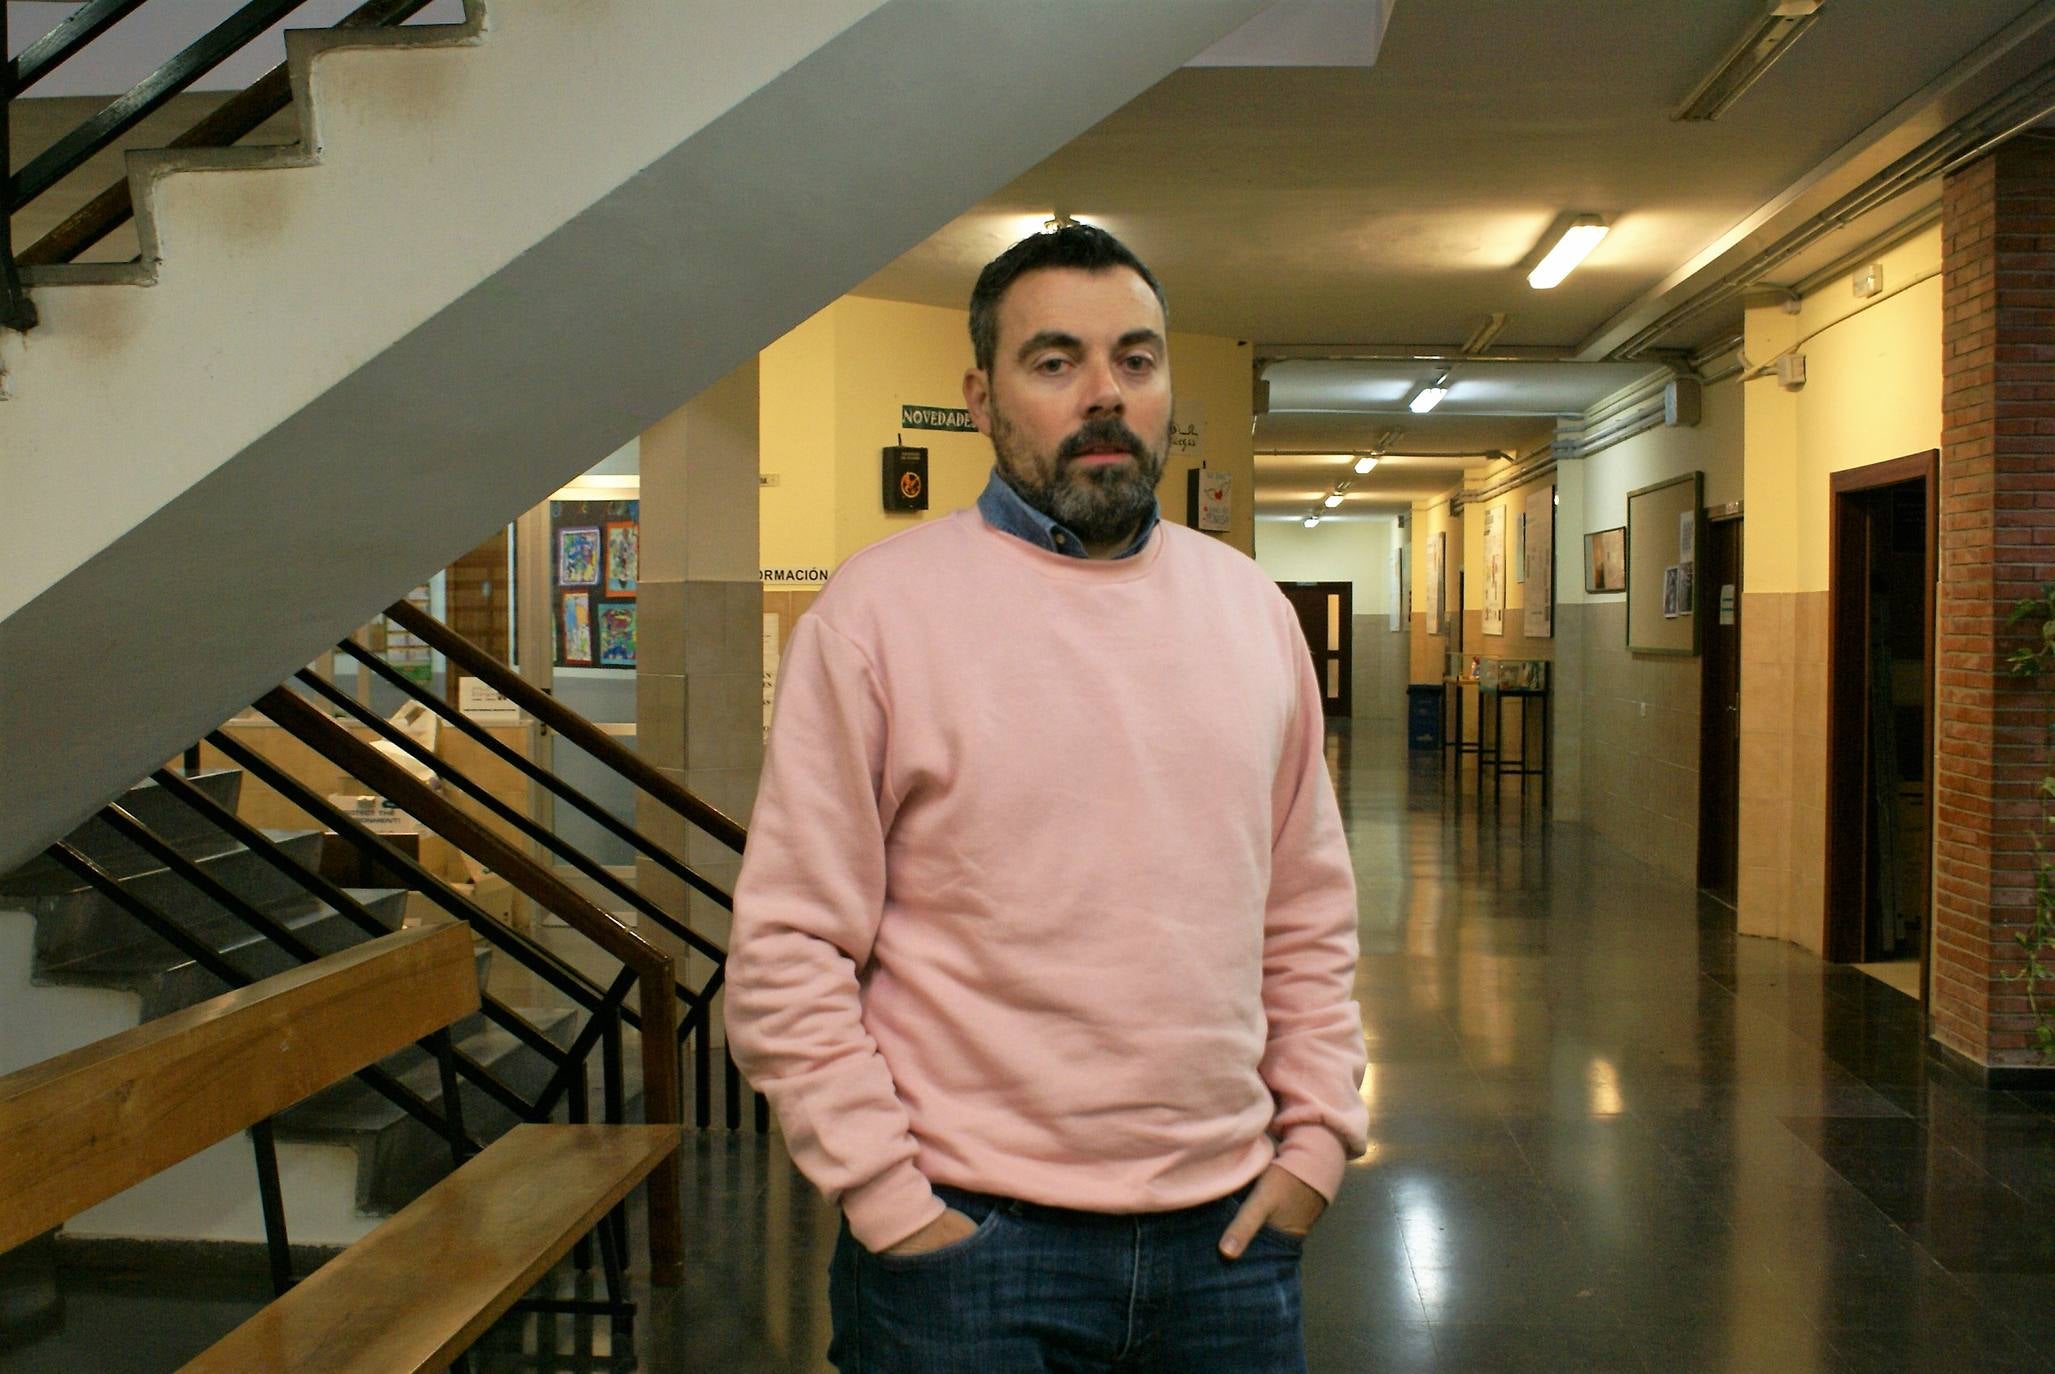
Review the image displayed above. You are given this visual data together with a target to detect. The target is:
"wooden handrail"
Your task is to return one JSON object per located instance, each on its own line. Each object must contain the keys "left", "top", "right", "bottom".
{"left": 382, "top": 598, "right": 749, "bottom": 854}
{"left": 256, "top": 686, "right": 684, "bottom": 1283}
{"left": 0, "top": 924, "right": 475, "bottom": 1254}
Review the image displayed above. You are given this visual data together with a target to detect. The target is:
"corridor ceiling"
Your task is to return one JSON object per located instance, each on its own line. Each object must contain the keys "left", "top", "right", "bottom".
{"left": 855, "top": 0, "right": 2055, "bottom": 520}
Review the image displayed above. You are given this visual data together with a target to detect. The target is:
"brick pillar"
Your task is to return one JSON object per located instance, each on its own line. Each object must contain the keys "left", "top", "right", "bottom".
{"left": 1935, "top": 135, "right": 2055, "bottom": 1072}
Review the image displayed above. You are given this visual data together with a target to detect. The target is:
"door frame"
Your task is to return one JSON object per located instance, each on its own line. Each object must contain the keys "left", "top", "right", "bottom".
{"left": 1823, "top": 451, "right": 1937, "bottom": 1010}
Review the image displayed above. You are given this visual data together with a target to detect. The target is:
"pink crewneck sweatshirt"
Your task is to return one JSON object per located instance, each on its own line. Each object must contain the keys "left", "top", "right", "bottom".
{"left": 725, "top": 510, "right": 1368, "bottom": 1252}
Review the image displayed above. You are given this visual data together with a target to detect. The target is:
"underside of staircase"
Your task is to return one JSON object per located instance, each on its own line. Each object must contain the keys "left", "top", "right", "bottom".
{"left": 0, "top": 0, "right": 1274, "bottom": 872}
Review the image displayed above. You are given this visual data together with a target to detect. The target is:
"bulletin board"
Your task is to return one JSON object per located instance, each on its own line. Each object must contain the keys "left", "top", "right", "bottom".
{"left": 550, "top": 498, "right": 639, "bottom": 669}
{"left": 1626, "top": 471, "right": 1701, "bottom": 656}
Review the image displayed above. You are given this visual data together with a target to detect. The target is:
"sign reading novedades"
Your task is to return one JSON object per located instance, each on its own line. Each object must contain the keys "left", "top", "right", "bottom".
{"left": 901, "top": 405, "right": 977, "bottom": 432}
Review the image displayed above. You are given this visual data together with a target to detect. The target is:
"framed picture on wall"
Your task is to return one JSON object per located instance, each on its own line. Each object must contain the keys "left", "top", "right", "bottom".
{"left": 560, "top": 592, "right": 593, "bottom": 666}
{"left": 604, "top": 521, "right": 639, "bottom": 597}
{"left": 558, "top": 527, "right": 601, "bottom": 587}
{"left": 1585, "top": 527, "right": 1626, "bottom": 594}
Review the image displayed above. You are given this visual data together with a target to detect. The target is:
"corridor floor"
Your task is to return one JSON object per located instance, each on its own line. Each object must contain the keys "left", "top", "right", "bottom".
{"left": 8, "top": 725, "right": 2055, "bottom": 1373}
{"left": 630, "top": 723, "right": 2055, "bottom": 1374}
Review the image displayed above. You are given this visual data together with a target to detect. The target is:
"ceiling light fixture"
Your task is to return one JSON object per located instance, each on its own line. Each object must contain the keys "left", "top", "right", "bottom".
{"left": 1409, "top": 374, "right": 1451, "bottom": 414}
{"left": 1354, "top": 456, "right": 1379, "bottom": 475}
{"left": 1462, "top": 312, "right": 1509, "bottom": 354}
{"left": 1323, "top": 493, "right": 1344, "bottom": 509}
{"left": 1304, "top": 515, "right": 1321, "bottom": 528}
{"left": 1043, "top": 213, "right": 1082, "bottom": 232}
{"left": 1673, "top": 0, "right": 1824, "bottom": 123}
{"left": 1528, "top": 217, "right": 1610, "bottom": 290}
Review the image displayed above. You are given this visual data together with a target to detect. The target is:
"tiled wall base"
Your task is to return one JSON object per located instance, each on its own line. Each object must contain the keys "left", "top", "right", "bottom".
{"left": 1560, "top": 600, "right": 1703, "bottom": 889}
{"left": 1735, "top": 590, "right": 1829, "bottom": 956}
{"left": 1353, "top": 616, "right": 1410, "bottom": 721}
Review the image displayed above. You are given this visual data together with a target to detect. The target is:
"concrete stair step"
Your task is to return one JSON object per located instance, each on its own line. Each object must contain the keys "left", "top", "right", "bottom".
{"left": 40, "top": 890, "right": 411, "bottom": 1023}
{"left": 17, "top": 829, "right": 328, "bottom": 970}
{"left": 278, "top": 1006, "right": 577, "bottom": 1215}
{"left": 0, "top": 770, "right": 245, "bottom": 891}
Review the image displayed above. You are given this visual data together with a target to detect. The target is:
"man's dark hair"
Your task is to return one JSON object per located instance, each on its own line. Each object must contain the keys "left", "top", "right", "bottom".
{"left": 968, "top": 224, "right": 1168, "bottom": 374}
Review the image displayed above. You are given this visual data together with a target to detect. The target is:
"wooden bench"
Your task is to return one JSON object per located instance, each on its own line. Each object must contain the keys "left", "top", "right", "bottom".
{"left": 0, "top": 923, "right": 681, "bottom": 1372}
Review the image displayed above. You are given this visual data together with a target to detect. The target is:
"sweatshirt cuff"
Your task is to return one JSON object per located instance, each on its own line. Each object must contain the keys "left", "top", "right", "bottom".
{"left": 841, "top": 1160, "right": 945, "bottom": 1253}
{"left": 1272, "top": 1126, "right": 1349, "bottom": 1203}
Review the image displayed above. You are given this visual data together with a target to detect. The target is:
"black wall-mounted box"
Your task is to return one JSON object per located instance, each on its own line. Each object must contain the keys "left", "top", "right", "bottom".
{"left": 883, "top": 446, "right": 929, "bottom": 512}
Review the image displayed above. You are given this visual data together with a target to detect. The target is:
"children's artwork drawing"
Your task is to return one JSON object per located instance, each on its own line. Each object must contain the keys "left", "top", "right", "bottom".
{"left": 561, "top": 593, "right": 593, "bottom": 664}
{"left": 605, "top": 522, "right": 639, "bottom": 597}
{"left": 599, "top": 605, "right": 637, "bottom": 667}
{"left": 558, "top": 527, "right": 601, "bottom": 587}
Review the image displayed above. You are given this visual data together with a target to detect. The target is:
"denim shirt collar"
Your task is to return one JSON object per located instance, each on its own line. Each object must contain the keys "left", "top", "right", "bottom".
{"left": 976, "top": 469, "right": 1160, "bottom": 560}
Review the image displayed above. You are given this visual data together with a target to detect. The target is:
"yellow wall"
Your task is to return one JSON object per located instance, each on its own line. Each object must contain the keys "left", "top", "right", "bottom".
{"left": 1744, "top": 222, "right": 1943, "bottom": 594}
{"left": 1574, "top": 375, "right": 1744, "bottom": 586}
{"left": 1409, "top": 497, "right": 1462, "bottom": 682}
{"left": 757, "top": 294, "right": 1256, "bottom": 570}
{"left": 1457, "top": 470, "right": 1560, "bottom": 642}
{"left": 1735, "top": 219, "right": 1943, "bottom": 953}
{"left": 759, "top": 305, "right": 839, "bottom": 574}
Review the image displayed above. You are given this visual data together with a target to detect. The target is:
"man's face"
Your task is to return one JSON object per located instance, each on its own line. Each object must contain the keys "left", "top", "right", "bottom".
{"left": 963, "top": 266, "right": 1173, "bottom": 546}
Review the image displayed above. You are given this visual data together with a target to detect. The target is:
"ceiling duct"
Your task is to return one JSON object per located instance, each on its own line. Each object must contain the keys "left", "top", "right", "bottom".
{"left": 1674, "top": 0, "right": 1825, "bottom": 123}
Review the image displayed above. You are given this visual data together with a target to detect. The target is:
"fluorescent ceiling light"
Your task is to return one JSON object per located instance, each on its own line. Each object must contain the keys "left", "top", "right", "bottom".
{"left": 1674, "top": 0, "right": 1824, "bottom": 123}
{"left": 1353, "top": 456, "right": 1379, "bottom": 475}
{"left": 1528, "top": 218, "right": 1610, "bottom": 290}
{"left": 1409, "top": 375, "right": 1451, "bottom": 414}
{"left": 1323, "top": 494, "right": 1344, "bottom": 509}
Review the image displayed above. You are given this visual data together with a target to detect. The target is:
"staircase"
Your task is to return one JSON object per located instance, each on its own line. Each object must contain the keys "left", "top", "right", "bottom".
{"left": 0, "top": 767, "right": 576, "bottom": 1246}
{"left": 0, "top": 0, "right": 1274, "bottom": 872}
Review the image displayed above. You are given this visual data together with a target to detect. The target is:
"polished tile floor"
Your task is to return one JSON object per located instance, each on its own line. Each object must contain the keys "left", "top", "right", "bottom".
{"left": 9, "top": 723, "right": 2055, "bottom": 1372}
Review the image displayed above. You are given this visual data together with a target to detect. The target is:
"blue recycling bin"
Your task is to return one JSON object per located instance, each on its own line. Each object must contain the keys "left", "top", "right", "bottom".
{"left": 1406, "top": 683, "right": 1443, "bottom": 751}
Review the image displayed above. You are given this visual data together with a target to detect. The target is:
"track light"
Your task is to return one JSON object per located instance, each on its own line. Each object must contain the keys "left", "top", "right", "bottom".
{"left": 1674, "top": 0, "right": 1824, "bottom": 123}
{"left": 1409, "top": 374, "right": 1451, "bottom": 414}
{"left": 1354, "top": 456, "right": 1379, "bottom": 475}
{"left": 1528, "top": 217, "right": 1609, "bottom": 290}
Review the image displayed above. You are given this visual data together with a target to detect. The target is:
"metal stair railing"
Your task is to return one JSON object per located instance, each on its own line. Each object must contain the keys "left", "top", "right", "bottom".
{"left": 1, "top": 4, "right": 37, "bottom": 331}
{"left": 44, "top": 733, "right": 671, "bottom": 1283}
{"left": 232, "top": 685, "right": 686, "bottom": 1284}
{"left": 3, "top": 0, "right": 449, "bottom": 328}
{"left": 369, "top": 598, "right": 769, "bottom": 1133}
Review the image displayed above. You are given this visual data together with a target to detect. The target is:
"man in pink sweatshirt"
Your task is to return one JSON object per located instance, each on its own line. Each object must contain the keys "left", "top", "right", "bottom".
{"left": 726, "top": 225, "right": 1368, "bottom": 1372}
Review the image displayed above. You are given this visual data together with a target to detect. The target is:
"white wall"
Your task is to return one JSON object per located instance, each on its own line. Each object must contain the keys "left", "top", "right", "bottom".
{"left": 1255, "top": 514, "right": 1401, "bottom": 616}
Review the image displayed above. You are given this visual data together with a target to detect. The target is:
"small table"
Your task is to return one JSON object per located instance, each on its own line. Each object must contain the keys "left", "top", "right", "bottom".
{"left": 1483, "top": 685, "right": 1550, "bottom": 804}
{"left": 1440, "top": 677, "right": 1479, "bottom": 769}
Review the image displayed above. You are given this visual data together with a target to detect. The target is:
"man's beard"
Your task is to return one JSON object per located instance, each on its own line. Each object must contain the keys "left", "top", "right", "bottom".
{"left": 992, "top": 409, "right": 1170, "bottom": 544}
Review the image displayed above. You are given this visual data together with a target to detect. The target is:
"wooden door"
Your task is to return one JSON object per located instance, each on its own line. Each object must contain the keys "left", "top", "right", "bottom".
{"left": 1825, "top": 452, "right": 1936, "bottom": 984}
{"left": 1279, "top": 582, "right": 1353, "bottom": 718}
{"left": 1698, "top": 516, "right": 1743, "bottom": 904}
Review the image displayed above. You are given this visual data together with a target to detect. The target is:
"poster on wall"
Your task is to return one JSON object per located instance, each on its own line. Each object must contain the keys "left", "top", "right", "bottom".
{"left": 551, "top": 498, "right": 639, "bottom": 669}
{"left": 558, "top": 527, "right": 600, "bottom": 586}
{"left": 1426, "top": 532, "right": 1445, "bottom": 636}
{"left": 599, "top": 605, "right": 637, "bottom": 666}
{"left": 605, "top": 521, "right": 639, "bottom": 597}
{"left": 1524, "top": 485, "right": 1554, "bottom": 639}
{"left": 560, "top": 592, "right": 593, "bottom": 665}
{"left": 1482, "top": 505, "right": 1506, "bottom": 637}
{"left": 1515, "top": 513, "right": 1528, "bottom": 584}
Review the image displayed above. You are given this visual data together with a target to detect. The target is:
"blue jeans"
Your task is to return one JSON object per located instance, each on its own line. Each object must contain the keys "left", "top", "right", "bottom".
{"left": 827, "top": 1180, "right": 1306, "bottom": 1373}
